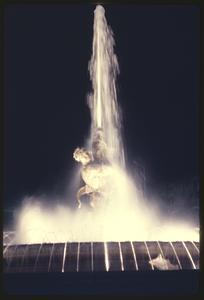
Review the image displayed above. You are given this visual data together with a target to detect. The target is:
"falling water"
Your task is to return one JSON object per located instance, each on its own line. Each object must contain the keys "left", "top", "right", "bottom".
{"left": 88, "top": 5, "right": 125, "bottom": 167}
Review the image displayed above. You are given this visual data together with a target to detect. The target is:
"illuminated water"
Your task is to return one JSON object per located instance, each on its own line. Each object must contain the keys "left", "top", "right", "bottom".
{"left": 11, "top": 5, "right": 199, "bottom": 244}
{"left": 88, "top": 5, "right": 125, "bottom": 167}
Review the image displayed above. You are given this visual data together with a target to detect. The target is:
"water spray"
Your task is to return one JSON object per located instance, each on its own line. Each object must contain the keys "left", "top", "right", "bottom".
{"left": 6, "top": 4, "right": 199, "bottom": 245}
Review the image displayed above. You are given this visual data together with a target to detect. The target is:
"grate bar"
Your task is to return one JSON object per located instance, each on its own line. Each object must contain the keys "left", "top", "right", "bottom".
{"left": 144, "top": 241, "right": 154, "bottom": 270}
{"left": 34, "top": 243, "right": 43, "bottom": 272}
{"left": 76, "top": 243, "right": 80, "bottom": 272}
{"left": 118, "top": 242, "right": 124, "bottom": 271}
{"left": 191, "top": 241, "right": 199, "bottom": 253}
{"left": 104, "top": 242, "right": 109, "bottom": 272}
{"left": 182, "top": 242, "right": 196, "bottom": 270}
{"left": 61, "top": 243, "right": 67, "bottom": 273}
{"left": 130, "top": 241, "right": 138, "bottom": 270}
{"left": 91, "top": 242, "right": 94, "bottom": 272}
{"left": 169, "top": 242, "right": 182, "bottom": 270}
{"left": 48, "top": 244, "right": 55, "bottom": 272}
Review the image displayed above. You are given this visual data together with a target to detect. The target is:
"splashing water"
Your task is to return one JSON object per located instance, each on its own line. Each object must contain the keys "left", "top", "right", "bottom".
{"left": 88, "top": 5, "right": 125, "bottom": 167}
{"left": 14, "top": 196, "right": 199, "bottom": 244}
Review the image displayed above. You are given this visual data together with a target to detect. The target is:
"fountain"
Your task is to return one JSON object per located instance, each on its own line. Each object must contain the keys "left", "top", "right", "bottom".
{"left": 73, "top": 5, "right": 126, "bottom": 208}
{"left": 3, "top": 6, "right": 199, "bottom": 277}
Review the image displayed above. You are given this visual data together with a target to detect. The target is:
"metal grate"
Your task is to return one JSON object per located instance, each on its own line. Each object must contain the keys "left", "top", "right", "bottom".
{"left": 3, "top": 241, "right": 199, "bottom": 273}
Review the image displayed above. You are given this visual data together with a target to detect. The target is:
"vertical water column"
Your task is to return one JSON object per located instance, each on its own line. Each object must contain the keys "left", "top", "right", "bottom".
{"left": 88, "top": 5, "right": 125, "bottom": 167}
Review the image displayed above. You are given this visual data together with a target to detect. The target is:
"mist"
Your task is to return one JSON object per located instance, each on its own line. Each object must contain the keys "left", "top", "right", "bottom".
{"left": 13, "top": 166, "right": 199, "bottom": 244}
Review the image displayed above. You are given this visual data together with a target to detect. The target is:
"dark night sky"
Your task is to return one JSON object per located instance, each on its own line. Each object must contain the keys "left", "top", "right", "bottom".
{"left": 4, "top": 4, "right": 199, "bottom": 208}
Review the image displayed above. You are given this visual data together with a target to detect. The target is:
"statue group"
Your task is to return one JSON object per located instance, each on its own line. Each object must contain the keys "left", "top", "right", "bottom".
{"left": 73, "top": 128, "right": 112, "bottom": 208}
